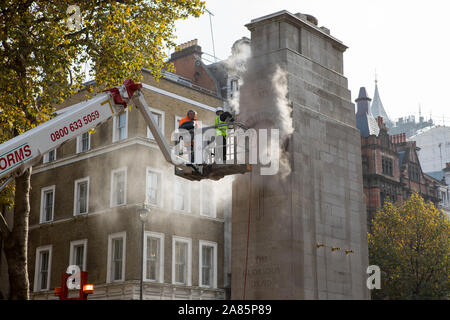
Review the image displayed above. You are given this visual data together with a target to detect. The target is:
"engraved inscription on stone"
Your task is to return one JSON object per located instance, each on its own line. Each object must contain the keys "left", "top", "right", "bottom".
{"left": 243, "top": 256, "right": 280, "bottom": 289}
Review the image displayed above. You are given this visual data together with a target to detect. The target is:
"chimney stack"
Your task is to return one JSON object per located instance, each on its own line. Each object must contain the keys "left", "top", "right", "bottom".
{"left": 390, "top": 133, "right": 407, "bottom": 144}
{"left": 177, "top": 39, "right": 198, "bottom": 51}
{"left": 171, "top": 39, "right": 202, "bottom": 61}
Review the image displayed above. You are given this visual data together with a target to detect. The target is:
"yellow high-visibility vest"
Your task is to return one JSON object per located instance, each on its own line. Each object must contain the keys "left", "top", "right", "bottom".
{"left": 215, "top": 115, "right": 228, "bottom": 137}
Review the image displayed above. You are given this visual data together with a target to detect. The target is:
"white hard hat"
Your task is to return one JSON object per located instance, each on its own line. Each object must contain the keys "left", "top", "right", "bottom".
{"left": 216, "top": 107, "right": 224, "bottom": 114}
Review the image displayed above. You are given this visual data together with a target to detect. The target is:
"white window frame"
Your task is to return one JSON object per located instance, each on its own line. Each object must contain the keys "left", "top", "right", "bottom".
{"left": 147, "top": 108, "right": 165, "bottom": 140}
{"left": 76, "top": 132, "right": 91, "bottom": 154}
{"left": 40, "top": 185, "right": 55, "bottom": 224}
{"left": 143, "top": 232, "right": 164, "bottom": 283}
{"left": 112, "top": 109, "right": 128, "bottom": 143}
{"left": 110, "top": 167, "right": 127, "bottom": 208}
{"left": 200, "top": 181, "right": 217, "bottom": 218}
{"left": 146, "top": 167, "right": 163, "bottom": 208}
{"left": 107, "top": 232, "right": 126, "bottom": 283}
{"left": 172, "top": 236, "right": 192, "bottom": 286}
{"left": 173, "top": 177, "right": 191, "bottom": 213}
{"left": 73, "top": 177, "right": 90, "bottom": 216}
{"left": 199, "top": 240, "right": 218, "bottom": 289}
{"left": 175, "top": 115, "right": 183, "bottom": 133}
{"left": 43, "top": 149, "right": 57, "bottom": 164}
{"left": 69, "top": 239, "right": 88, "bottom": 272}
{"left": 175, "top": 115, "right": 187, "bottom": 155}
{"left": 34, "top": 245, "right": 52, "bottom": 292}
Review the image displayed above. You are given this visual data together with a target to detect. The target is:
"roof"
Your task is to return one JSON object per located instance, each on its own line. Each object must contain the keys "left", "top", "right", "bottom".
{"left": 424, "top": 172, "right": 446, "bottom": 186}
{"left": 410, "top": 125, "right": 450, "bottom": 139}
{"left": 355, "top": 87, "right": 380, "bottom": 137}
{"left": 426, "top": 170, "right": 445, "bottom": 181}
{"left": 371, "top": 82, "right": 393, "bottom": 127}
{"left": 206, "top": 62, "right": 229, "bottom": 99}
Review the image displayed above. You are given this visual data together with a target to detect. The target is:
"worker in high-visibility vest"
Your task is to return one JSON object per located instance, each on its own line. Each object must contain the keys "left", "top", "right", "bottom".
{"left": 178, "top": 110, "right": 199, "bottom": 163}
{"left": 214, "top": 107, "right": 234, "bottom": 162}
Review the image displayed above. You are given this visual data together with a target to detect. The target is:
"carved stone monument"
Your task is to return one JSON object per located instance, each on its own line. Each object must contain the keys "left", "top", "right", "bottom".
{"left": 232, "top": 11, "right": 370, "bottom": 300}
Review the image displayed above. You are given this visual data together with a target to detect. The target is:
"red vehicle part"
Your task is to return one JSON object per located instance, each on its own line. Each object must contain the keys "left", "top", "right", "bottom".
{"left": 54, "top": 271, "right": 94, "bottom": 300}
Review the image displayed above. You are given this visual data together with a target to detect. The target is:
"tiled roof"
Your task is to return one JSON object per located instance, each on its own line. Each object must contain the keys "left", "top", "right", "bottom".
{"left": 356, "top": 87, "right": 380, "bottom": 137}
{"left": 426, "top": 170, "right": 444, "bottom": 181}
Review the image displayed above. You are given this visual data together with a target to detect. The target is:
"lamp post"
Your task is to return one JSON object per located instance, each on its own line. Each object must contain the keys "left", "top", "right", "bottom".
{"left": 137, "top": 203, "right": 150, "bottom": 300}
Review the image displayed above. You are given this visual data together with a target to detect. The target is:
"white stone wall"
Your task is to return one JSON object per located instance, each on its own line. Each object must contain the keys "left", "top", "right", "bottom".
{"left": 410, "top": 126, "right": 450, "bottom": 173}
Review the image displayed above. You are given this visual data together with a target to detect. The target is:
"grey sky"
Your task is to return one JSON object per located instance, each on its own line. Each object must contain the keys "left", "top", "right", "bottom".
{"left": 174, "top": 0, "right": 450, "bottom": 125}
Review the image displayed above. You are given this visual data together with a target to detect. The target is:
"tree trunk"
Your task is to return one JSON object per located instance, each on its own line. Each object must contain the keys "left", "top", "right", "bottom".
{"left": 4, "top": 168, "right": 31, "bottom": 300}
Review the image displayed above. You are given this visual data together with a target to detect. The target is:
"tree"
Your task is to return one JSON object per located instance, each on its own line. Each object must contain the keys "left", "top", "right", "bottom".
{"left": 368, "top": 193, "right": 449, "bottom": 299}
{"left": 0, "top": 0, "right": 204, "bottom": 299}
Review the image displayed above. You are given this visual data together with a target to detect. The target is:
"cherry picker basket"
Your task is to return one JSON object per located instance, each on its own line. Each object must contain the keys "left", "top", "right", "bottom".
{"left": 174, "top": 122, "right": 252, "bottom": 181}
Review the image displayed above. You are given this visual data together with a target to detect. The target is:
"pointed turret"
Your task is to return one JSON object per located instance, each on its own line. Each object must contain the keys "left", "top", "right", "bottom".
{"left": 356, "top": 87, "right": 380, "bottom": 137}
{"left": 370, "top": 81, "right": 393, "bottom": 128}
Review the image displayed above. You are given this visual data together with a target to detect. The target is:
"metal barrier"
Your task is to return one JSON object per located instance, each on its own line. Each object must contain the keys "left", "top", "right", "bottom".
{"left": 173, "top": 122, "right": 252, "bottom": 181}
{"left": 201, "top": 122, "right": 249, "bottom": 166}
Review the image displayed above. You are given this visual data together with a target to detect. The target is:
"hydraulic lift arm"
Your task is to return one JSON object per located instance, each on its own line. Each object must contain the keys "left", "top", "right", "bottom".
{"left": 0, "top": 92, "right": 121, "bottom": 182}
{"left": 0, "top": 80, "right": 250, "bottom": 191}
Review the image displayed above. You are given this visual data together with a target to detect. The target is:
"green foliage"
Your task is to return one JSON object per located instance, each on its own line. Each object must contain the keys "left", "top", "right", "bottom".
{"left": 0, "top": 0, "right": 205, "bottom": 208}
{"left": 368, "top": 193, "right": 450, "bottom": 299}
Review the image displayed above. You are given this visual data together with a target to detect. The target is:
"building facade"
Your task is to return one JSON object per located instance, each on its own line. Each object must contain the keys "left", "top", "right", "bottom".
{"left": 441, "top": 164, "right": 450, "bottom": 216}
{"left": 27, "top": 60, "right": 231, "bottom": 299}
{"left": 356, "top": 87, "right": 442, "bottom": 225}
{"left": 409, "top": 126, "right": 450, "bottom": 176}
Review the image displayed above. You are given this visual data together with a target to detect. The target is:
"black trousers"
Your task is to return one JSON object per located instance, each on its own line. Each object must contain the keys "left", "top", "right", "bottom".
{"left": 216, "top": 135, "right": 227, "bottom": 163}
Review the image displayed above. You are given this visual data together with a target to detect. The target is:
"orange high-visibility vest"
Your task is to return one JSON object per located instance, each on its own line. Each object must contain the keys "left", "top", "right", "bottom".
{"left": 178, "top": 117, "right": 199, "bottom": 129}
{"left": 178, "top": 117, "right": 199, "bottom": 146}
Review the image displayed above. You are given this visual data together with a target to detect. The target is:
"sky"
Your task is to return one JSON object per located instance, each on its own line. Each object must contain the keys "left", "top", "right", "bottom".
{"left": 174, "top": 0, "right": 450, "bottom": 125}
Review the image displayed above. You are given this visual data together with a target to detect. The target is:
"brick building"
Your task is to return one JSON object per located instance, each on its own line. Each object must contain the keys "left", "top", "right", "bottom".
{"left": 21, "top": 44, "right": 235, "bottom": 300}
{"left": 169, "top": 39, "right": 223, "bottom": 98}
{"left": 356, "top": 87, "right": 442, "bottom": 225}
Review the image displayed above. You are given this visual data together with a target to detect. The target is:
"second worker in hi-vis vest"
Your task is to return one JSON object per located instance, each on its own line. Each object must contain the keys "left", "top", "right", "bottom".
{"left": 214, "top": 107, "right": 234, "bottom": 163}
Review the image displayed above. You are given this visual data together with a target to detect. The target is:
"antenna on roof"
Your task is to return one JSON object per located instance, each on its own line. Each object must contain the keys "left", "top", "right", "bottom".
{"left": 205, "top": 8, "right": 217, "bottom": 63}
